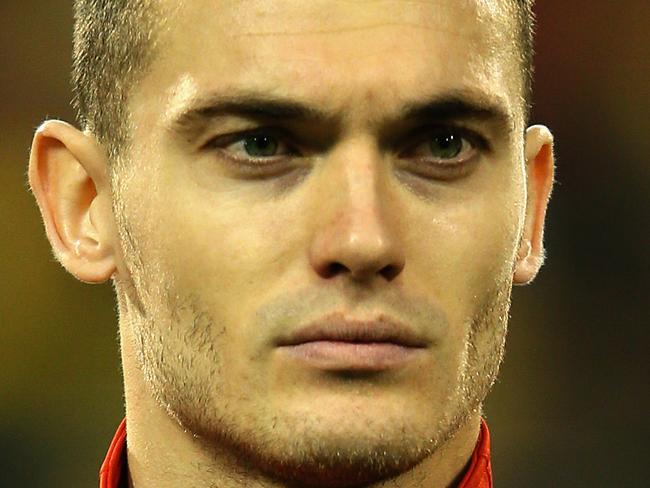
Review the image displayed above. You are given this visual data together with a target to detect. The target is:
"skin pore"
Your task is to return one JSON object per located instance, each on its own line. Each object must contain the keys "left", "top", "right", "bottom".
{"left": 28, "top": 1, "right": 554, "bottom": 487}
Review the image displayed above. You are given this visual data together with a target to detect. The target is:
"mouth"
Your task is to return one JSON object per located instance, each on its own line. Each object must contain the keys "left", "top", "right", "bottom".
{"left": 275, "top": 313, "right": 428, "bottom": 371}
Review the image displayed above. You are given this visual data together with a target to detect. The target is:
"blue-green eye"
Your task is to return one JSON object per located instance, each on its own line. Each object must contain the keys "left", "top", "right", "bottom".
{"left": 409, "top": 129, "right": 477, "bottom": 164}
{"left": 215, "top": 131, "right": 292, "bottom": 162}
{"left": 242, "top": 134, "right": 279, "bottom": 157}
{"left": 429, "top": 132, "right": 463, "bottom": 159}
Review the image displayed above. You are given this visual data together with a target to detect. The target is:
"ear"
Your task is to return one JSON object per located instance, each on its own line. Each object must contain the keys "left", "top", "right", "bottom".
{"left": 513, "top": 125, "right": 555, "bottom": 285}
{"left": 28, "top": 120, "right": 117, "bottom": 284}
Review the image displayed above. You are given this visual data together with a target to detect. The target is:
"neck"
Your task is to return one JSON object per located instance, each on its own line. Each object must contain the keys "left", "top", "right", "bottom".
{"left": 120, "top": 322, "right": 482, "bottom": 488}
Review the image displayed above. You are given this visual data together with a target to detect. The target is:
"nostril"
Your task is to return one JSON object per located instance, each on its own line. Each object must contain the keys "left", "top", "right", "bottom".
{"left": 323, "top": 262, "right": 348, "bottom": 278}
{"left": 380, "top": 263, "right": 402, "bottom": 281}
{"left": 320, "top": 261, "right": 403, "bottom": 281}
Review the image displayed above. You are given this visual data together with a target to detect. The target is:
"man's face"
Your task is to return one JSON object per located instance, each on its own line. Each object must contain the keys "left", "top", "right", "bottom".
{"left": 114, "top": 0, "right": 525, "bottom": 484}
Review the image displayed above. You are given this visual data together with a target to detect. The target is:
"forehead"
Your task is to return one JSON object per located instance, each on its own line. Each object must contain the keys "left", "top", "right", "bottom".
{"left": 135, "top": 0, "right": 520, "bottom": 130}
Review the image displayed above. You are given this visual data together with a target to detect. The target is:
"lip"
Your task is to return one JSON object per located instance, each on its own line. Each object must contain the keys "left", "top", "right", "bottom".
{"left": 275, "top": 312, "right": 428, "bottom": 371}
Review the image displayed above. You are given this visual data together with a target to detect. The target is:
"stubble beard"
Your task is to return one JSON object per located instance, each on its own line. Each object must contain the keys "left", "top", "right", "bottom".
{"left": 112, "top": 197, "right": 512, "bottom": 487}
{"left": 116, "top": 261, "right": 510, "bottom": 488}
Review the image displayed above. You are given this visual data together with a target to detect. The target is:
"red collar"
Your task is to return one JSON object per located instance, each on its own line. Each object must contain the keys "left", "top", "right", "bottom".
{"left": 99, "top": 418, "right": 127, "bottom": 488}
{"left": 100, "top": 418, "right": 491, "bottom": 487}
{"left": 458, "top": 418, "right": 493, "bottom": 488}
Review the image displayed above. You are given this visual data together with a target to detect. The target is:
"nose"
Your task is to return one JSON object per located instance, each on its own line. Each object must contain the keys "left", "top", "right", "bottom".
{"left": 308, "top": 140, "right": 405, "bottom": 284}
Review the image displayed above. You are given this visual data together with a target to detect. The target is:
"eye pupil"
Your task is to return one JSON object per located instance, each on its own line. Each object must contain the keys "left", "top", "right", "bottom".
{"left": 244, "top": 135, "right": 278, "bottom": 157}
{"left": 430, "top": 133, "right": 462, "bottom": 159}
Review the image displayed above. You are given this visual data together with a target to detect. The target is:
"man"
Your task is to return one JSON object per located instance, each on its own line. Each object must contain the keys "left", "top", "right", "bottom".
{"left": 27, "top": 0, "right": 554, "bottom": 486}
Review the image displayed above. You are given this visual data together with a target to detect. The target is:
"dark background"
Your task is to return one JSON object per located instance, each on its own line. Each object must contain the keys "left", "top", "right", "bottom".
{"left": 1, "top": 1, "right": 648, "bottom": 486}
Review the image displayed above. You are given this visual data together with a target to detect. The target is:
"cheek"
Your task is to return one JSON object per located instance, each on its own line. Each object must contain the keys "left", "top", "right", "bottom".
{"left": 408, "top": 184, "right": 523, "bottom": 326}
{"left": 139, "top": 176, "right": 297, "bottom": 341}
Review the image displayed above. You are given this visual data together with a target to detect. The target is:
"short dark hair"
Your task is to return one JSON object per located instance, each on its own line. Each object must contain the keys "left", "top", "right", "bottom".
{"left": 71, "top": 0, "right": 160, "bottom": 165}
{"left": 71, "top": 0, "right": 536, "bottom": 166}
{"left": 514, "top": 0, "right": 537, "bottom": 119}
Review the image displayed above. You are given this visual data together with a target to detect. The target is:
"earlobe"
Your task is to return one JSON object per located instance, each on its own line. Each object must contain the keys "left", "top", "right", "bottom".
{"left": 513, "top": 125, "right": 555, "bottom": 285}
{"left": 28, "top": 120, "right": 117, "bottom": 284}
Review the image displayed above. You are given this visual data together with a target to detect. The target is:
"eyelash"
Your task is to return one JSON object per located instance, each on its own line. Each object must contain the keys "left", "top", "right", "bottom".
{"left": 204, "top": 126, "right": 490, "bottom": 173}
{"left": 207, "top": 128, "right": 297, "bottom": 166}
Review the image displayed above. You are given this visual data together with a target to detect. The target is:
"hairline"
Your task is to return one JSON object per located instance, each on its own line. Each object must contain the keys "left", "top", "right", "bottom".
{"left": 72, "top": 0, "right": 535, "bottom": 174}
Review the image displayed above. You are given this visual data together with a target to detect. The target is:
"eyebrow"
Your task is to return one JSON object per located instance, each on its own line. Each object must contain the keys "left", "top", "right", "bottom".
{"left": 168, "top": 88, "right": 514, "bottom": 139}
{"left": 169, "top": 93, "right": 332, "bottom": 137}
{"left": 401, "top": 91, "right": 513, "bottom": 130}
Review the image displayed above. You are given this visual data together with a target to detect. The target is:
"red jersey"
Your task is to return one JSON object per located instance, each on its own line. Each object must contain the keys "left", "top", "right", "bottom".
{"left": 100, "top": 418, "right": 492, "bottom": 487}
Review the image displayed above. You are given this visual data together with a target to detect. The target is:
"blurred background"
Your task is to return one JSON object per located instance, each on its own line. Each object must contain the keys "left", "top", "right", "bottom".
{"left": 1, "top": 1, "right": 648, "bottom": 486}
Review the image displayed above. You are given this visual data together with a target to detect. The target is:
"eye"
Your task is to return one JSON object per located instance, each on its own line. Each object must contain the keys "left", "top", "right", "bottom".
{"left": 407, "top": 128, "right": 479, "bottom": 164}
{"left": 209, "top": 130, "right": 295, "bottom": 164}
